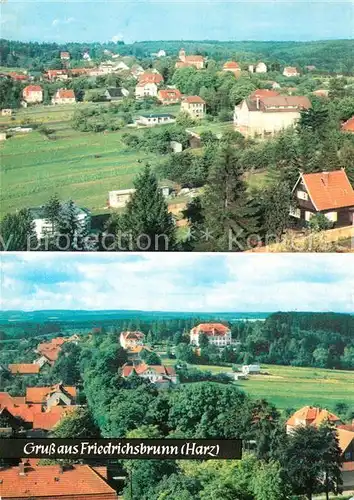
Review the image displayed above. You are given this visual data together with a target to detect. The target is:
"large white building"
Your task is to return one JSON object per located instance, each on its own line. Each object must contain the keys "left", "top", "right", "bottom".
{"left": 234, "top": 94, "right": 311, "bottom": 138}
{"left": 29, "top": 204, "right": 91, "bottom": 240}
{"left": 190, "top": 323, "right": 232, "bottom": 347}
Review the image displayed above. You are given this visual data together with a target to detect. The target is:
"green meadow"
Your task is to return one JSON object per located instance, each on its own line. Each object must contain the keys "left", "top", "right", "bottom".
{"left": 0, "top": 103, "right": 180, "bottom": 216}
{"left": 163, "top": 359, "right": 354, "bottom": 412}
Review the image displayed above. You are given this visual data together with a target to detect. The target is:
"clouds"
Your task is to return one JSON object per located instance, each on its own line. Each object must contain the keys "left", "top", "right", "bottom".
{"left": 52, "top": 17, "right": 75, "bottom": 27}
{"left": 0, "top": 254, "right": 353, "bottom": 314}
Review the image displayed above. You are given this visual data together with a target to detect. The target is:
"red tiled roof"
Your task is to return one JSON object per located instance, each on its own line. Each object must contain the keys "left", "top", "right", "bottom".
{"left": 342, "top": 116, "right": 354, "bottom": 132}
{"left": 8, "top": 364, "right": 40, "bottom": 375}
{"left": 122, "top": 363, "right": 176, "bottom": 378}
{"left": 9, "top": 72, "right": 27, "bottom": 81}
{"left": 286, "top": 406, "right": 341, "bottom": 427}
{"left": 158, "top": 89, "right": 182, "bottom": 100}
{"left": 47, "top": 70, "right": 68, "bottom": 76}
{"left": 138, "top": 72, "right": 163, "bottom": 84}
{"left": 223, "top": 61, "right": 240, "bottom": 70}
{"left": 341, "top": 461, "right": 354, "bottom": 472}
{"left": 23, "top": 85, "right": 42, "bottom": 95}
{"left": 0, "top": 464, "right": 117, "bottom": 499}
{"left": 121, "top": 331, "right": 144, "bottom": 340}
{"left": 185, "top": 55, "right": 204, "bottom": 62}
{"left": 301, "top": 170, "right": 354, "bottom": 211}
{"left": 5, "top": 403, "right": 42, "bottom": 424}
{"left": 191, "top": 323, "right": 230, "bottom": 336}
{"left": 32, "top": 406, "right": 78, "bottom": 430}
{"left": 284, "top": 66, "right": 299, "bottom": 74}
{"left": 183, "top": 95, "right": 206, "bottom": 104}
{"left": 26, "top": 385, "right": 77, "bottom": 404}
{"left": 56, "top": 89, "right": 75, "bottom": 99}
{"left": 249, "top": 89, "right": 280, "bottom": 100}
{"left": 337, "top": 428, "right": 354, "bottom": 454}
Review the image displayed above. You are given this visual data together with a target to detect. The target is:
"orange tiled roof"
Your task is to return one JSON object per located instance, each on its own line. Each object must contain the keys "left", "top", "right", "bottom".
{"left": 0, "top": 464, "right": 117, "bottom": 499}
{"left": 286, "top": 406, "right": 341, "bottom": 427}
{"left": 122, "top": 363, "right": 176, "bottom": 378}
{"left": 191, "top": 323, "right": 230, "bottom": 336}
{"left": 26, "top": 385, "right": 77, "bottom": 404}
{"left": 301, "top": 170, "right": 354, "bottom": 211}
{"left": 337, "top": 428, "right": 354, "bottom": 454}
{"left": 56, "top": 89, "right": 75, "bottom": 99}
{"left": 223, "top": 61, "right": 240, "bottom": 69}
{"left": 342, "top": 116, "right": 354, "bottom": 132}
{"left": 185, "top": 55, "right": 204, "bottom": 62}
{"left": 33, "top": 406, "right": 78, "bottom": 430}
{"left": 23, "top": 85, "right": 42, "bottom": 94}
{"left": 250, "top": 89, "right": 280, "bottom": 100}
{"left": 121, "top": 331, "right": 144, "bottom": 340}
{"left": 183, "top": 95, "right": 206, "bottom": 104}
{"left": 8, "top": 364, "right": 40, "bottom": 375}
{"left": 138, "top": 72, "right": 163, "bottom": 84}
{"left": 5, "top": 403, "right": 42, "bottom": 424}
{"left": 158, "top": 89, "right": 182, "bottom": 100}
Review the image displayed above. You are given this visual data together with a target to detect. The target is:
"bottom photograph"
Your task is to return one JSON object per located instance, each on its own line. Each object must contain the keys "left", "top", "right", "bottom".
{"left": 0, "top": 253, "right": 353, "bottom": 500}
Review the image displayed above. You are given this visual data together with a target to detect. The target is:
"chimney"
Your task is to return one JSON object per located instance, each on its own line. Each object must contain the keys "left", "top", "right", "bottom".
{"left": 256, "top": 97, "right": 260, "bottom": 110}
{"left": 19, "top": 462, "right": 25, "bottom": 476}
{"left": 321, "top": 172, "right": 329, "bottom": 187}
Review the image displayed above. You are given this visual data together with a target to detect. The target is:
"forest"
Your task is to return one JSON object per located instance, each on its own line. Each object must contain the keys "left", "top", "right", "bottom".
{"left": 1, "top": 38, "right": 354, "bottom": 73}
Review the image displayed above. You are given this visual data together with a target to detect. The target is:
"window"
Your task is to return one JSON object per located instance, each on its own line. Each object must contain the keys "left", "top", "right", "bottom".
{"left": 290, "top": 207, "right": 301, "bottom": 218}
{"left": 325, "top": 211, "right": 338, "bottom": 222}
{"left": 297, "top": 190, "right": 308, "bottom": 201}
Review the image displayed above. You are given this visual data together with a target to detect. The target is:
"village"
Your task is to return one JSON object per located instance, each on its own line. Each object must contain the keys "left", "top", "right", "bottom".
{"left": 1, "top": 41, "right": 354, "bottom": 251}
{"left": 0, "top": 312, "right": 354, "bottom": 499}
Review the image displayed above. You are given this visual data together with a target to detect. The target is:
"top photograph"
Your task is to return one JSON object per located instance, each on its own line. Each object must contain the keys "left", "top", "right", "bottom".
{"left": 0, "top": 0, "right": 353, "bottom": 252}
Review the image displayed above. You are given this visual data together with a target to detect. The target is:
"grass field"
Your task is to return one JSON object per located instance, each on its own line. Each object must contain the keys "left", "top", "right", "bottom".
{"left": 162, "top": 358, "right": 354, "bottom": 412}
{"left": 0, "top": 103, "right": 183, "bottom": 216}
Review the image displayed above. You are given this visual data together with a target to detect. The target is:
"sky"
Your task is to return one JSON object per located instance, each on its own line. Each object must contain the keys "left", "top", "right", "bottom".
{"left": 0, "top": 253, "right": 353, "bottom": 313}
{"left": 1, "top": 0, "right": 353, "bottom": 43}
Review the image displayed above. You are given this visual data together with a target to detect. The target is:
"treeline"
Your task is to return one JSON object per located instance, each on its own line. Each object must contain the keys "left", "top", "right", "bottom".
{"left": 2, "top": 38, "right": 354, "bottom": 73}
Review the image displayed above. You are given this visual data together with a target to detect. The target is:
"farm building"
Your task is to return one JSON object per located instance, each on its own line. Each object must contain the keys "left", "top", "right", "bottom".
{"left": 28, "top": 204, "right": 91, "bottom": 240}
{"left": 108, "top": 188, "right": 136, "bottom": 208}
{"left": 241, "top": 364, "right": 260, "bottom": 375}
{"left": 136, "top": 113, "right": 176, "bottom": 126}
{"left": 104, "top": 87, "right": 129, "bottom": 101}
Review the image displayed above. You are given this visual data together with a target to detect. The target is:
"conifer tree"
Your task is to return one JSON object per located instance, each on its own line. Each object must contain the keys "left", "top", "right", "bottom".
{"left": 201, "top": 145, "right": 259, "bottom": 251}
{"left": 108, "top": 165, "right": 177, "bottom": 251}
{"left": 0, "top": 209, "right": 37, "bottom": 251}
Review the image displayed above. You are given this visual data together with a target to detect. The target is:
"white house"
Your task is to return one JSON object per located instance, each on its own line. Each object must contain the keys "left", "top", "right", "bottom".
{"left": 234, "top": 95, "right": 311, "bottom": 138}
{"left": 51, "top": 89, "right": 76, "bottom": 105}
{"left": 190, "top": 323, "right": 232, "bottom": 347}
{"left": 283, "top": 66, "right": 300, "bottom": 77}
{"left": 242, "top": 364, "right": 260, "bottom": 375}
{"left": 255, "top": 62, "right": 267, "bottom": 73}
{"left": 120, "top": 331, "right": 145, "bottom": 350}
{"left": 29, "top": 204, "right": 91, "bottom": 240}
{"left": 122, "top": 363, "right": 178, "bottom": 386}
{"left": 108, "top": 189, "right": 135, "bottom": 208}
{"left": 22, "top": 85, "right": 43, "bottom": 104}
{"left": 135, "top": 82, "right": 158, "bottom": 99}
{"left": 136, "top": 113, "right": 176, "bottom": 126}
{"left": 181, "top": 96, "right": 206, "bottom": 119}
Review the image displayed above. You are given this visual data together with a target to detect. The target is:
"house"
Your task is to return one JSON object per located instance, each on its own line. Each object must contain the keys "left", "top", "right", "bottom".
{"left": 114, "top": 61, "right": 130, "bottom": 71}
{"left": 190, "top": 323, "right": 232, "bottom": 347}
{"left": 28, "top": 204, "right": 91, "bottom": 240}
{"left": 338, "top": 428, "right": 354, "bottom": 488}
{"left": 35, "top": 337, "right": 69, "bottom": 366}
{"left": 120, "top": 331, "right": 145, "bottom": 350}
{"left": 157, "top": 49, "right": 166, "bottom": 57}
{"left": 313, "top": 89, "right": 329, "bottom": 98}
{"left": 283, "top": 66, "right": 300, "bottom": 77}
{"left": 305, "top": 65, "right": 317, "bottom": 71}
{"left": 241, "top": 364, "right": 260, "bottom": 375}
{"left": 60, "top": 51, "right": 70, "bottom": 60}
{"left": 290, "top": 169, "right": 354, "bottom": 227}
{"left": 234, "top": 95, "right": 311, "bottom": 138}
{"left": 1, "top": 108, "right": 12, "bottom": 116}
{"left": 51, "top": 88, "right": 76, "bottom": 105}
{"left": 83, "top": 51, "right": 91, "bottom": 61}
{"left": 104, "top": 87, "right": 129, "bottom": 101}
{"left": 22, "top": 85, "right": 43, "bottom": 104}
{"left": 176, "top": 48, "right": 205, "bottom": 69}
{"left": 249, "top": 89, "right": 280, "bottom": 100}
{"left": 285, "top": 406, "right": 342, "bottom": 434}
{"left": 255, "top": 62, "right": 267, "bottom": 73}
{"left": 157, "top": 88, "right": 182, "bottom": 105}
{"left": 136, "top": 113, "right": 176, "bottom": 126}
{"left": 131, "top": 64, "right": 145, "bottom": 78}
{"left": 9, "top": 72, "right": 28, "bottom": 81}
{"left": 181, "top": 95, "right": 206, "bottom": 119}
{"left": 8, "top": 364, "right": 40, "bottom": 375}
{"left": 135, "top": 81, "right": 158, "bottom": 98}
{"left": 0, "top": 132, "right": 7, "bottom": 141}
{"left": 341, "top": 116, "right": 354, "bottom": 133}
{"left": 26, "top": 384, "right": 77, "bottom": 407}
{"left": 0, "top": 463, "right": 118, "bottom": 500}
{"left": 139, "top": 72, "right": 164, "bottom": 85}
{"left": 122, "top": 363, "right": 178, "bottom": 386}
{"left": 108, "top": 188, "right": 136, "bottom": 208}
{"left": 223, "top": 61, "right": 241, "bottom": 75}
{"left": 46, "top": 69, "right": 69, "bottom": 81}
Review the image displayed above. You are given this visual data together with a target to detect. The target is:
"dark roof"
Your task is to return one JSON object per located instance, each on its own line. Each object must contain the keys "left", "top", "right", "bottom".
{"left": 140, "top": 113, "right": 175, "bottom": 118}
{"left": 106, "top": 87, "right": 125, "bottom": 98}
